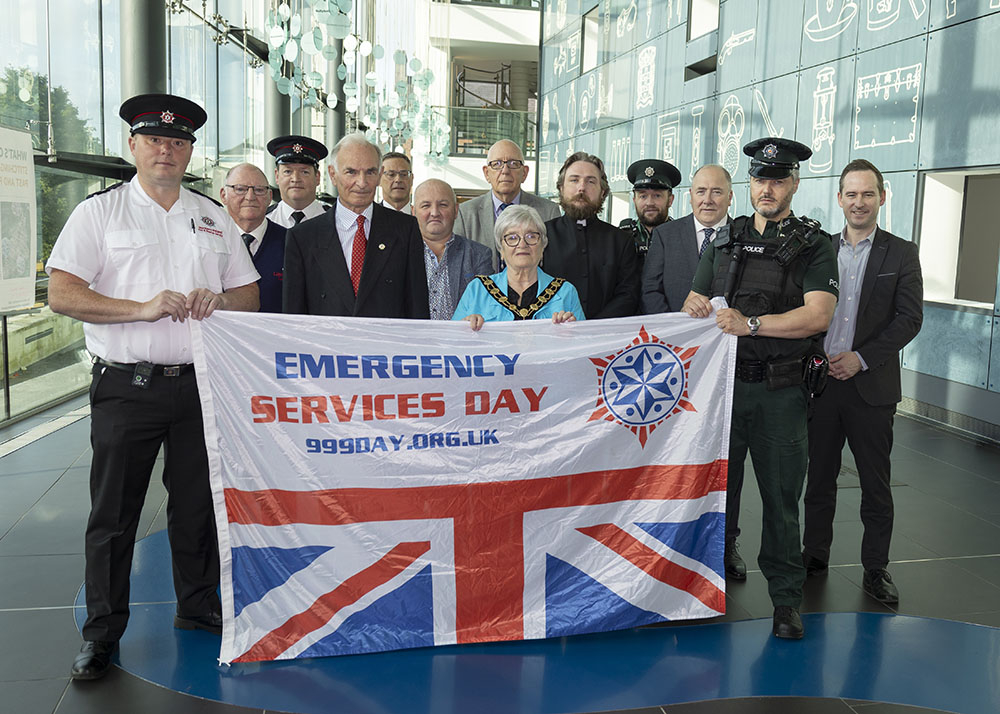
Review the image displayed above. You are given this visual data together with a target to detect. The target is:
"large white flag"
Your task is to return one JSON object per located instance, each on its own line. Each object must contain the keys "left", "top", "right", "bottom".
{"left": 191, "top": 312, "right": 736, "bottom": 663}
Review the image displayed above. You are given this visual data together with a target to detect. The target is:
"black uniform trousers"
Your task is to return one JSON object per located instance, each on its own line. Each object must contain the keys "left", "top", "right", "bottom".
{"left": 803, "top": 377, "right": 895, "bottom": 570}
{"left": 728, "top": 380, "right": 809, "bottom": 607}
{"left": 83, "top": 363, "right": 220, "bottom": 642}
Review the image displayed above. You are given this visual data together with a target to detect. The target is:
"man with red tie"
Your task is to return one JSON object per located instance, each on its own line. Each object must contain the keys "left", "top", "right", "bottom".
{"left": 282, "top": 132, "right": 429, "bottom": 318}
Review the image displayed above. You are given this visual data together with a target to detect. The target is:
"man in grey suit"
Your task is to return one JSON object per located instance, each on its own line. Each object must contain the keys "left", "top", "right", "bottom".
{"left": 642, "top": 164, "right": 745, "bottom": 580}
{"left": 414, "top": 179, "right": 495, "bottom": 319}
{"left": 455, "top": 139, "right": 561, "bottom": 268}
{"left": 642, "top": 164, "right": 734, "bottom": 314}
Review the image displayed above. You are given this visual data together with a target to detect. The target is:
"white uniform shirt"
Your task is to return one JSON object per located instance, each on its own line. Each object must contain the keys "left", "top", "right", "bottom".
{"left": 269, "top": 199, "right": 328, "bottom": 229}
{"left": 46, "top": 176, "right": 259, "bottom": 364}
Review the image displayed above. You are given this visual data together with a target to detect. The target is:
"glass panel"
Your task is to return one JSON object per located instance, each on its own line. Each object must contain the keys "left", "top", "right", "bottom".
{"left": 170, "top": 11, "right": 218, "bottom": 176}
{"left": 219, "top": 41, "right": 249, "bottom": 166}
{"left": 48, "top": 0, "right": 103, "bottom": 154}
{"left": 0, "top": 1, "right": 48, "bottom": 149}
{"left": 447, "top": 107, "right": 536, "bottom": 158}
{"left": 102, "top": 0, "right": 123, "bottom": 157}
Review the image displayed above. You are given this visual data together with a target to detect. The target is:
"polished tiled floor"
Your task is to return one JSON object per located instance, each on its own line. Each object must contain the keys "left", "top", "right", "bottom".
{"left": 2, "top": 396, "right": 999, "bottom": 713}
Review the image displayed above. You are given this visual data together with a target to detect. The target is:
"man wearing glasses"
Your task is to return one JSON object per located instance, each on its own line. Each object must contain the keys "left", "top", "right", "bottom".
{"left": 220, "top": 163, "right": 286, "bottom": 312}
{"left": 455, "top": 139, "right": 561, "bottom": 268}
{"left": 379, "top": 151, "right": 414, "bottom": 214}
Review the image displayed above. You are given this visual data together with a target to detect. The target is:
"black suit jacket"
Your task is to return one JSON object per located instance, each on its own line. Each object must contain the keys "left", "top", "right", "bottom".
{"left": 642, "top": 213, "right": 732, "bottom": 313}
{"left": 282, "top": 202, "right": 430, "bottom": 318}
{"left": 542, "top": 214, "right": 640, "bottom": 319}
{"left": 841, "top": 227, "right": 923, "bottom": 406}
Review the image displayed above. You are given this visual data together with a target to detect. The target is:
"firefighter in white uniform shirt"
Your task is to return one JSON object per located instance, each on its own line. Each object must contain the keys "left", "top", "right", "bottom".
{"left": 46, "top": 93, "right": 259, "bottom": 681}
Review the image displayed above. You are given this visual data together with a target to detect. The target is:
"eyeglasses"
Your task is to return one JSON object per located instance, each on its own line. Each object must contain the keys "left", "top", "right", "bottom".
{"left": 383, "top": 170, "right": 412, "bottom": 179}
{"left": 226, "top": 184, "right": 271, "bottom": 196}
{"left": 487, "top": 159, "right": 525, "bottom": 171}
{"left": 502, "top": 232, "right": 541, "bottom": 247}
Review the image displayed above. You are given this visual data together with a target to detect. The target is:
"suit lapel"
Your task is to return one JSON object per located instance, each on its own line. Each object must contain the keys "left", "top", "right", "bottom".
{"left": 858, "top": 227, "right": 888, "bottom": 315}
{"left": 479, "top": 194, "right": 495, "bottom": 236}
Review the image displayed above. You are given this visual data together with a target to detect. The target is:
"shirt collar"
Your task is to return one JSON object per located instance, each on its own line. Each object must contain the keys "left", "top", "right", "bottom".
{"left": 336, "top": 199, "right": 375, "bottom": 231}
{"left": 840, "top": 225, "right": 877, "bottom": 247}
{"left": 492, "top": 192, "right": 522, "bottom": 214}
{"left": 692, "top": 215, "right": 729, "bottom": 233}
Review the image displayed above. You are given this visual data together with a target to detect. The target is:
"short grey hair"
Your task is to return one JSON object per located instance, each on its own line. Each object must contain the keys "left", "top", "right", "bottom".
{"left": 330, "top": 132, "right": 382, "bottom": 172}
{"left": 493, "top": 205, "right": 548, "bottom": 251}
{"left": 224, "top": 162, "right": 268, "bottom": 185}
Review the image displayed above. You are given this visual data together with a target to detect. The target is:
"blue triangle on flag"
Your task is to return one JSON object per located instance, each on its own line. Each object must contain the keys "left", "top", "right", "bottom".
{"left": 232, "top": 545, "right": 333, "bottom": 617}
{"left": 298, "top": 563, "right": 434, "bottom": 658}
{"left": 544, "top": 555, "right": 664, "bottom": 638}
{"left": 636, "top": 512, "right": 725, "bottom": 579}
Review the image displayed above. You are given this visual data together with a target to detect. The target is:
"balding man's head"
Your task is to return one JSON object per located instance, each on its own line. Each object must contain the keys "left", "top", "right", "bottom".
{"left": 220, "top": 163, "right": 272, "bottom": 232}
{"left": 413, "top": 179, "right": 459, "bottom": 246}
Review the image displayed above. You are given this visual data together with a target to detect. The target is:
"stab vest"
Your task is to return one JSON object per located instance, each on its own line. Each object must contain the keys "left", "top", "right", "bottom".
{"left": 710, "top": 216, "right": 823, "bottom": 362}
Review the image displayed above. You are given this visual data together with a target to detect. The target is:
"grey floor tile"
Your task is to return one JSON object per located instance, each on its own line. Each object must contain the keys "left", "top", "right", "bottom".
{"left": 0, "top": 677, "right": 70, "bottom": 714}
{"left": 0, "top": 609, "right": 83, "bottom": 682}
{"left": 0, "top": 553, "right": 86, "bottom": 609}
{"left": 55, "top": 667, "right": 264, "bottom": 714}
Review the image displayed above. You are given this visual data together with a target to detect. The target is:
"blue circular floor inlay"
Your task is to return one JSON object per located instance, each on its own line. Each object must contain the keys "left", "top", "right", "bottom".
{"left": 74, "top": 530, "right": 1000, "bottom": 714}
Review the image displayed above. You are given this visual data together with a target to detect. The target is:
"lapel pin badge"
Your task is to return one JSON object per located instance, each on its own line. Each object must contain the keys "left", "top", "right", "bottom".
{"left": 378, "top": 243, "right": 386, "bottom": 250}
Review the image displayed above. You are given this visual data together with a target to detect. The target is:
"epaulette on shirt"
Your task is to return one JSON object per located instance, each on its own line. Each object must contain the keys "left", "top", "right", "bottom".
{"left": 189, "top": 187, "right": 224, "bottom": 208}
{"left": 85, "top": 182, "right": 126, "bottom": 200}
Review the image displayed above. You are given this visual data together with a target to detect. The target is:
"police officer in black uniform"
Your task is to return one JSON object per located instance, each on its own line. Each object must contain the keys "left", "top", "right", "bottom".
{"left": 619, "top": 159, "right": 681, "bottom": 266}
{"left": 682, "top": 137, "right": 839, "bottom": 640}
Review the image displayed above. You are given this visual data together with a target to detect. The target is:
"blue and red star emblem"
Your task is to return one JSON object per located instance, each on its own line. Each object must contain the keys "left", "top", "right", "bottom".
{"left": 588, "top": 326, "right": 699, "bottom": 447}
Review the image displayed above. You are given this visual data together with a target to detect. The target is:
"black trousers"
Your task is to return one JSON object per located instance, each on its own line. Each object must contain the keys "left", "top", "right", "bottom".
{"left": 803, "top": 377, "right": 896, "bottom": 570}
{"left": 83, "top": 364, "right": 220, "bottom": 642}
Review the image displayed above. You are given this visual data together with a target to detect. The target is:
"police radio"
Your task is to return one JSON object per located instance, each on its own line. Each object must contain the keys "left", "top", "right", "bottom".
{"left": 618, "top": 218, "right": 648, "bottom": 256}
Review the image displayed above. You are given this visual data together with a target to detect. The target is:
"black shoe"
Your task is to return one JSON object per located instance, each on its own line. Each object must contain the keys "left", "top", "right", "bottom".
{"left": 772, "top": 606, "right": 804, "bottom": 639}
{"left": 174, "top": 611, "right": 223, "bottom": 635}
{"left": 70, "top": 640, "right": 118, "bottom": 680}
{"left": 863, "top": 568, "right": 900, "bottom": 604}
{"left": 802, "top": 552, "right": 829, "bottom": 577}
{"left": 724, "top": 540, "right": 747, "bottom": 581}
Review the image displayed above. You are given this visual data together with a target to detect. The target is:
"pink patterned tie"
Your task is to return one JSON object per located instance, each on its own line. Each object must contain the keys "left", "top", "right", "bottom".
{"left": 351, "top": 214, "right": 366, "bottom": 295}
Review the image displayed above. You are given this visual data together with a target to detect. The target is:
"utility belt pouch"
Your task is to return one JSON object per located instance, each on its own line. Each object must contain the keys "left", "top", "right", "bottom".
{"left": 804, "top": 353, "right": 829, "bottom": 397}
{"left": 765, "top": 357, "right": 804, "bottom": 391}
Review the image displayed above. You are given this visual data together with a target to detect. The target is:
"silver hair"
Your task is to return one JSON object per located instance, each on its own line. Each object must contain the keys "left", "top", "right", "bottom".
{"left": 493, "top": 205, "right": 548, "bottom": 252}
{"left": 329, "top": 132, "right": 382, "bottom": 172}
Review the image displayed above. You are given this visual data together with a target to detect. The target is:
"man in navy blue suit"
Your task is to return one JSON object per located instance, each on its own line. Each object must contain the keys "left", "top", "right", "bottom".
{"left": 221, "top": 163, "right": 286, "bottom": 313}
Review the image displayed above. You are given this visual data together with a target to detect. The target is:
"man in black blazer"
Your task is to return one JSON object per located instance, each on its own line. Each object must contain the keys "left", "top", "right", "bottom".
{"left": 283, "top": 134, "right": 429, "bottom": 318}
{"left": 802, "top": 159, "right": 923, "bottom": 604}
{"left": 543, "top": 151, "right": 640, "bottom": 318}
{"left": 221, "top": 163, "right": 286, "bottom": 313}
{"left": 642, "top": 164, "right": 734, "bottom": 314}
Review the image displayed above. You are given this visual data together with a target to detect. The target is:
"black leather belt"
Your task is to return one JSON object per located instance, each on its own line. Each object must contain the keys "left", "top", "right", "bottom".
{"left": 94, "top": 357, "right": 194, "bottom": 377}
{"left": 735, "top": 359, "right": 767, "bottom": 383}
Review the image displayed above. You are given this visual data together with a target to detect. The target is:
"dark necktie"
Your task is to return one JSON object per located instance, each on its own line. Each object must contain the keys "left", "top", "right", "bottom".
{"left": 291, "top": 210, "right": 305, "bottom": 225}
{"left": 350, "top": 215, "right": 367, "bottom": 296}
{"left": 242, "top": 233, "right": 254, "bottom": 253}
{"left": 700, "top": 227, "right": 715, "bottom": 256}
{"left": 498, "top": 202, "right": 511, "bottom": 216}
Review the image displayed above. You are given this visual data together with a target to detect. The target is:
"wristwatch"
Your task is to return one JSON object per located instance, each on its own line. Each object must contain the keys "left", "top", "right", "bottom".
{"left": 747, "top": 316, "right": 761, "bottom": 337}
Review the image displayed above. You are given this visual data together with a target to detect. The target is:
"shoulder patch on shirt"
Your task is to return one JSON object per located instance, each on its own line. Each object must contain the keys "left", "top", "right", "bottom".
{"left": 85, "top": 182, "right": 126, "bottom": 200}
{"left": 188, "top": 187, "right": 224, "bottom": 207}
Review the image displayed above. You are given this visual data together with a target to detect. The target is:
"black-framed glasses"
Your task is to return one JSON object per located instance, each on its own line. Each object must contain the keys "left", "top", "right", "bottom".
{"left": 383, "top": 170, "right": 412, "bottom": 179}
{"left": 226, "top": 184, "right": 271, "bottom": 196}
{"left": 487, "top": 159, "right": 525, "bottom": 171}
{"left": 502, "top": 231, "right": 541, "bottom": 247}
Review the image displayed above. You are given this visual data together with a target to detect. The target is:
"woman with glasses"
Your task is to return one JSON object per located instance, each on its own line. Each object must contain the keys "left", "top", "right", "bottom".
{"left": 453, "top": 205, "right": 584, "bottom": 329}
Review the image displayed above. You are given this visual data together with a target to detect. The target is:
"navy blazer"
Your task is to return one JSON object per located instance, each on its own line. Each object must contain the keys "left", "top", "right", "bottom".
{"left": 840, "top": 227, "right": 923, "bottom": 406}
{"left": 282, "top": 201, "right": 430, "bottom": 318}
{"left": 251, "top": 219, "right": 286, "bottom": 313}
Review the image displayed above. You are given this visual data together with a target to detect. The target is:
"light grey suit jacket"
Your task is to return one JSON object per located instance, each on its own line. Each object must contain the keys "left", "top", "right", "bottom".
{"left": 444, "top": 234, "right": 496, "bottom": 308}
{"left": 455, "top": 190, "right": 562, "bottom": 269}
{"left": 641, "top": 213, "right": 731, "bottom": 313}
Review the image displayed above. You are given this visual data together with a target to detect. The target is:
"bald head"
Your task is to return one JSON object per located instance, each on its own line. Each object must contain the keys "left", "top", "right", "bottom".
{"left": 413, "top": 179, "right": 459, "bottom": 250}
{"left": 220, "top": 163, "right": 272, "bottom": 232}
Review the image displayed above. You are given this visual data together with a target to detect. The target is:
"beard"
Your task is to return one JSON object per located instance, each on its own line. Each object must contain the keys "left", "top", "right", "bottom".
{"left": 751, "top": 193, "right": 792, "bottom": 220}
{"left": 639, "top": 205, "right": 670, "bottom": 228}
{"left": 560, "top": 193, "right": 604, "bottom": 220}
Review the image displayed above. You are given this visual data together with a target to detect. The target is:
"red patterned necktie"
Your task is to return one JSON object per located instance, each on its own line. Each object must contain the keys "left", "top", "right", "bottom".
{"left": 350, "top": 214, "right": 367, "bottom": 295}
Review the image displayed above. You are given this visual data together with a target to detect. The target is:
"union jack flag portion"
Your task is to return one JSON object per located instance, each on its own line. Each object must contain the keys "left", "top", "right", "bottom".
{"left": 192, "top": 313, "right": 736, "bottom": 663}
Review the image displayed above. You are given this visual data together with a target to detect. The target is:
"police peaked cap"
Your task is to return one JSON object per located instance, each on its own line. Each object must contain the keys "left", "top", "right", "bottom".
{"left": 267, "top": 135, "right": 329, "bottom": 167}
{"left": 119, "top": 93, "right": 206, "bottom": 142}
{"left": 743, "top": 137, "right": 812, "bottom": 179}
{"left": 627, "top": 159, "right": 682, "bottom": 191}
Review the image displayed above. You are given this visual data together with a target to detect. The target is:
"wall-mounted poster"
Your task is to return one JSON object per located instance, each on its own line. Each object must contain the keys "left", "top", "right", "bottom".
{"left": 0, "top": 127, "right": 37, "bottom": 312}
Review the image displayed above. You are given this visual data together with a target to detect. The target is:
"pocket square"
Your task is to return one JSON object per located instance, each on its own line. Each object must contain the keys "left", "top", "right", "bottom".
{"left": 876, "top": 272, "right": 896, "bottom": 277}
